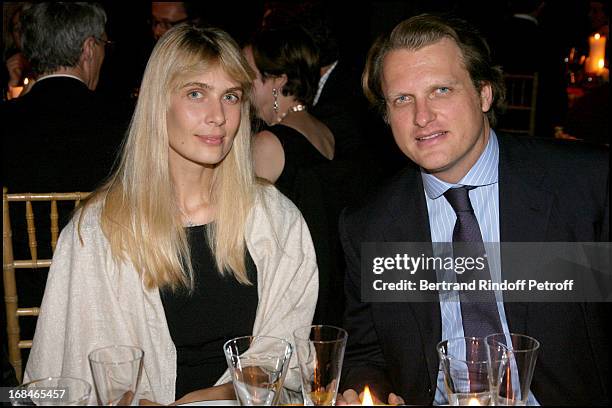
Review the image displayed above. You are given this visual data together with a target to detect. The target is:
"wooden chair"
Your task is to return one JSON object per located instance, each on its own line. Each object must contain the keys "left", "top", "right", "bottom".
{"left": 2, "top": 188, "right": 90, "bottom": 382}
{"left": 497, "top": 73, "right": 539, "bottom": 136}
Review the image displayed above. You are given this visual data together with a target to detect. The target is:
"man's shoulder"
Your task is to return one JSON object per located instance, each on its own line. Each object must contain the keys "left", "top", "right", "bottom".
{"left": 498, "top": 133, "right": 609, "bottom": 174}
{"left": 341, "top": 164, "right": 421, "bottom": 225}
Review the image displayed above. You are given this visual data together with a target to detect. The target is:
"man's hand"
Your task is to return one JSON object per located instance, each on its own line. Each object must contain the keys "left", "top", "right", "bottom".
{"left": 336, "top": 388, "right": 405, "bottom": 405}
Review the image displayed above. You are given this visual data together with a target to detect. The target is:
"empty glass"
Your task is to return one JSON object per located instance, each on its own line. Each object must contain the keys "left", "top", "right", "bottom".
{"left": 293, "top": 325, "right": 347, "bottom": 406}
{"left": 437, "top": 337, "right": 491, "bottom": 406}
{"left": 10, "top": 376, "right": 91, "bottom": 406}
{"left": 486, "top": 333, "right": 540, "bottom": 406}
{"left": 88, "top": 345, "right": 144, "bottom": 405}
{"left": 224, "top": 335, "right": 293, "bottom": 406}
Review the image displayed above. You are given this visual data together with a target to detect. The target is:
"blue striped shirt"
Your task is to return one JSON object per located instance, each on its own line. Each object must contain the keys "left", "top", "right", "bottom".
{"left": 422, "top": 131, "right": 538, "bottom": 405}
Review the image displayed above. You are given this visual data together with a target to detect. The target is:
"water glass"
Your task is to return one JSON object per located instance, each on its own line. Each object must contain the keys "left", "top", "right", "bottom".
{"left": 293, "top": 325, "right": 347, "bottom": 406}
{"left": 437, "top": 337, "right": 491, "bottom": 406}
{"left": 88, "top": 345, "right": 144, "bottom": 405}
{"left": 486, "top": 333, "right": 540, "bottom": 406}
{"left": 224, "top": 335, "right": 293, "bottom": 406}
{"left": 10, "top": 376, "right": 91, "bottom": 406}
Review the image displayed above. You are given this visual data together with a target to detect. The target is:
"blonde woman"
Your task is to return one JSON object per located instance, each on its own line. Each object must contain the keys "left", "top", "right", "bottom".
{"left": 24, "top": 25, "right": 318, "bottom": 405}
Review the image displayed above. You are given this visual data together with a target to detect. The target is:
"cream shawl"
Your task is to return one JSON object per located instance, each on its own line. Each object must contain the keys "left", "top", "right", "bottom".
{"left": 24, "top": 186, "right": 318, "bottom": 404}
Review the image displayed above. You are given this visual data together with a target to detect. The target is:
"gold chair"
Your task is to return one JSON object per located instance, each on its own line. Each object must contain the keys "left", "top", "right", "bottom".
{"left": 497, "top": 73, "right": 539, "bottom": 136}
{"left": 2, "top": 187, "right": 90, "bottom": 382}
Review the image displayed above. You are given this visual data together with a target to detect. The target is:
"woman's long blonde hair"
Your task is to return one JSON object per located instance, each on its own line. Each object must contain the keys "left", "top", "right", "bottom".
{"left": 83, "top": 25, "right": 257, "bottom": 290}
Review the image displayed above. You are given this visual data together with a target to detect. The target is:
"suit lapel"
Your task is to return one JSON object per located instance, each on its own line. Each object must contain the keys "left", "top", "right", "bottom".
{"left": 381, "top": 167, "right": 441, "bottom": 391}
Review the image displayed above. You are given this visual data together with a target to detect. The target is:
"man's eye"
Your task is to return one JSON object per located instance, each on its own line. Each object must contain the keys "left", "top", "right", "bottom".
{"left": 394, "top": 95, "right": 411, "bottom": 105}
{"left": 436, "top": 87, "right": 451, "bottom": 94}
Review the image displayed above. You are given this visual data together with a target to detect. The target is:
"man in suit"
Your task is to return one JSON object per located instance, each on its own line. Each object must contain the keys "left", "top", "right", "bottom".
{"left": 1, "top": 2, "right": 128, "bottom": 369}
{"left": 338, "top": 14, "right": 609, "bottom": 405}
{"left": 2, "top": 2, "right": 127, "bottom": 193}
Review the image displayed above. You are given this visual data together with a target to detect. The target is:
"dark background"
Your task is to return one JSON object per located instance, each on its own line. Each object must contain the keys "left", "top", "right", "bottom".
{"left": 92, "top": 0, "right": 597, "bottom": 102}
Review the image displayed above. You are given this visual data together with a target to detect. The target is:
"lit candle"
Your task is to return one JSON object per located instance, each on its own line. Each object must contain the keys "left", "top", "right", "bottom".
{"left": 586, "top": 33, "right": 607, "bottom": 74}
{"left": 467, "top": 397, "right": 481, "bottom": 406}
{"left": 361, "top": 385, "right": 375, "bottom": 405}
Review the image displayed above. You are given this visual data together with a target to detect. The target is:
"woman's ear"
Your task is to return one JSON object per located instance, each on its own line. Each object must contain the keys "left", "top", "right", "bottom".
{"left": 273, "top": 74, "right": 288, "bottom": 90}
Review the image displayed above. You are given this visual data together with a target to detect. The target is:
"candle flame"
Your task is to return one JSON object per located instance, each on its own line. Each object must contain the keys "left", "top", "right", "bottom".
{"left": 598, "top": 59, "right": 605, "bottom": 69}
{"left": 595, "top": 33, "right": 601, "bottom": 40}
{"left": 362, "top": 385, "right": 375, "bottom": 406}
{"left": 468, "top": 397, "right": 481, "bottom": 406}
{"left": 24, "top": 78, "right": 29, "bottom": 85}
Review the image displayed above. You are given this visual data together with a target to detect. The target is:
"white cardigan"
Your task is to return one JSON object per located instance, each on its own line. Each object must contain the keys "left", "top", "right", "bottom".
{"left": 24, "top": 186, "right": 318, "bottom": 405}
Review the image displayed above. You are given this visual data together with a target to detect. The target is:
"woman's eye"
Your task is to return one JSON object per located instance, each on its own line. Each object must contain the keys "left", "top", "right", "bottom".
{"left": 223, "top": 93, "right": 240, "bottom": 104}
{"left": 187, "top": 90, "right": 203, "bottom": 99}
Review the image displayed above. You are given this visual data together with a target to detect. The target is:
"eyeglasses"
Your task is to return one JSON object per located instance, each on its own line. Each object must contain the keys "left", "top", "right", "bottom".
{"left": 95, "top": 37, "right": 115, "bottom": 52}
{"left": 150, "top": 17, "right": 189, "bottom": 30}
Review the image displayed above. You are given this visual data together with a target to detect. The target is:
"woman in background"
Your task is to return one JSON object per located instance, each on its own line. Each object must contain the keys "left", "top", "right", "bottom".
{"left": 25, "top": 24, "right": 317, "bottom": 405}
{"left": 244, "top": 27, "right": 342, "bottom": 325}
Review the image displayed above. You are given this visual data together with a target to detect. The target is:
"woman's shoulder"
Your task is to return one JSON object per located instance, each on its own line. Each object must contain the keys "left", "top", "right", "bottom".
{"left": 254, "top": 183, "right": 302, "bottom": 219}
{"left": 61, "top": 199, "right": 104, "bottom": 242}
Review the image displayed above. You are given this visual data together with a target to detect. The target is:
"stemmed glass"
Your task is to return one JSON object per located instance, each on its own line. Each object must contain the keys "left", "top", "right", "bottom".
{"left": 486, "top": 333, "right": 540, "bottom": 406}
{"left": 88, "top": 345, "right": 144, "bottom": 406}
{"left": 293, "top": 325, "right": 348, "bottom": 406}
{"left": 224, "top": 336, "right": 293, "bottom": 406}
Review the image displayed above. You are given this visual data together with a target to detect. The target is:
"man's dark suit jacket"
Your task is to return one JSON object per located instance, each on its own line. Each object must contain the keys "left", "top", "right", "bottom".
{"left": 339, "top": 134, "right": 610, "bottom": 405}
{"left": 2, "top": 76, "right": 128, "bottom": 193}
{"left": 311, "top": 60, "right": 371, "bottom": 161}
{"left": 1, "top": 77, "right": 129, "bottom": 361}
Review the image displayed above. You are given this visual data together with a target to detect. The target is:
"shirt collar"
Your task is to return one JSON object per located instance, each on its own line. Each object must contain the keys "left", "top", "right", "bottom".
{"left": 513, "top": 13, "right": 539, "bottom": 25}
{"left": 35, "top": 73, "right": 85, "bottom": 85}
{"left": 313, "top": 60, "right": 338, "bottom": 106}
{"left": 421, "top": 130, "right": 499, "bottom": 199}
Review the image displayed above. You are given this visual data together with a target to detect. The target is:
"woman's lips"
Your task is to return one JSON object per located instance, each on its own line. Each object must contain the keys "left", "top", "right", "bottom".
{"left": 196, "top": 135, "right": 224, "bottom": 145}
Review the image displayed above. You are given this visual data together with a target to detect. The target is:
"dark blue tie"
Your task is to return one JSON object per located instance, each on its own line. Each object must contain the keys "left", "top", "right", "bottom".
{"left": 444, "top": 186, "right": 503, "bottom": 339}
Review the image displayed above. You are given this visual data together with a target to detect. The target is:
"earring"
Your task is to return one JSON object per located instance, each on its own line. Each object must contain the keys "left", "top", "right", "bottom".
{"left": 272, "top": 88, "right": 279, "bottom": 113}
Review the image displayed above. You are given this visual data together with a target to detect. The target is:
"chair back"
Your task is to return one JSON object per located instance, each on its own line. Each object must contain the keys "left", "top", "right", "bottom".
{"left": 497, "top": 73, "right": 539, "bottom": 136}
{"left": 2, "top": 187, "right": 90, "bottom": 382}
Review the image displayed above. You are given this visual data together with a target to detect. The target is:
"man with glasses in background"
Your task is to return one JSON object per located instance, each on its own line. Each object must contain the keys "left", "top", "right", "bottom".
{"left": 151, "top": 2, "right": 192, "bottom": 41}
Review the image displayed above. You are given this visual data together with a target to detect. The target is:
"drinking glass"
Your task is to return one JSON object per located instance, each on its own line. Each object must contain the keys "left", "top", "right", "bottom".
{"left": 437, "top": 337, "right": 491, "bottom": 406}
{"left": 486, "top": 333, "right": 540, "bottom": 406}
{"left": 224, "top": 335, "right": 293, "bottom": 406}
{"left": 88, "top": 345, "right": 144, "bottom": 405}
{"left": 293, "top": 325, "right": 348, "bottom": 406}
{"left": 10, "top": 376, "right": 91, "bottom": 406}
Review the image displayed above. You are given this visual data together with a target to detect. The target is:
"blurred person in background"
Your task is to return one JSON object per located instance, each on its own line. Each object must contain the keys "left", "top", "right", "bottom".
{"left": 3, "top": 3, "right": 34, "bottom": 99}
{"left": 1, "top": 3, "right": 129, "bottom": 372}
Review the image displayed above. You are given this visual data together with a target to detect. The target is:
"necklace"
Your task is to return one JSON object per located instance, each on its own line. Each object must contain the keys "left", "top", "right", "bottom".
{"left": 179, "top": 207, "right": 196, "bottom": 227}
{"left": 278, "top": 104, "right": 307, "bottom": 123}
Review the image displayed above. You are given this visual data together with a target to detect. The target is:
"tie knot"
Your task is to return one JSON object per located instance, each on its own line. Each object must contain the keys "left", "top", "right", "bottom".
{"left": 443, "top": 186, "right": 474, "bottom": 213}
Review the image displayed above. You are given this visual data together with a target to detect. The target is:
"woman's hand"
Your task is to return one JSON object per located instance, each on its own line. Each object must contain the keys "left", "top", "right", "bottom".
{"left": 138, "top": 383, "right": 236, "bottom": 406}
{"left": 173, "top": 383, "right": 236, "bottom": 405}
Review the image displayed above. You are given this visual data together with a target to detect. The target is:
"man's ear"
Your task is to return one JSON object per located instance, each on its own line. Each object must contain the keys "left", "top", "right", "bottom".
{"left": 80, "top": 37, "right": 97, "bottom": 64}
{"left": 480, "top": 81, "right": 493, "bottom": 113}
